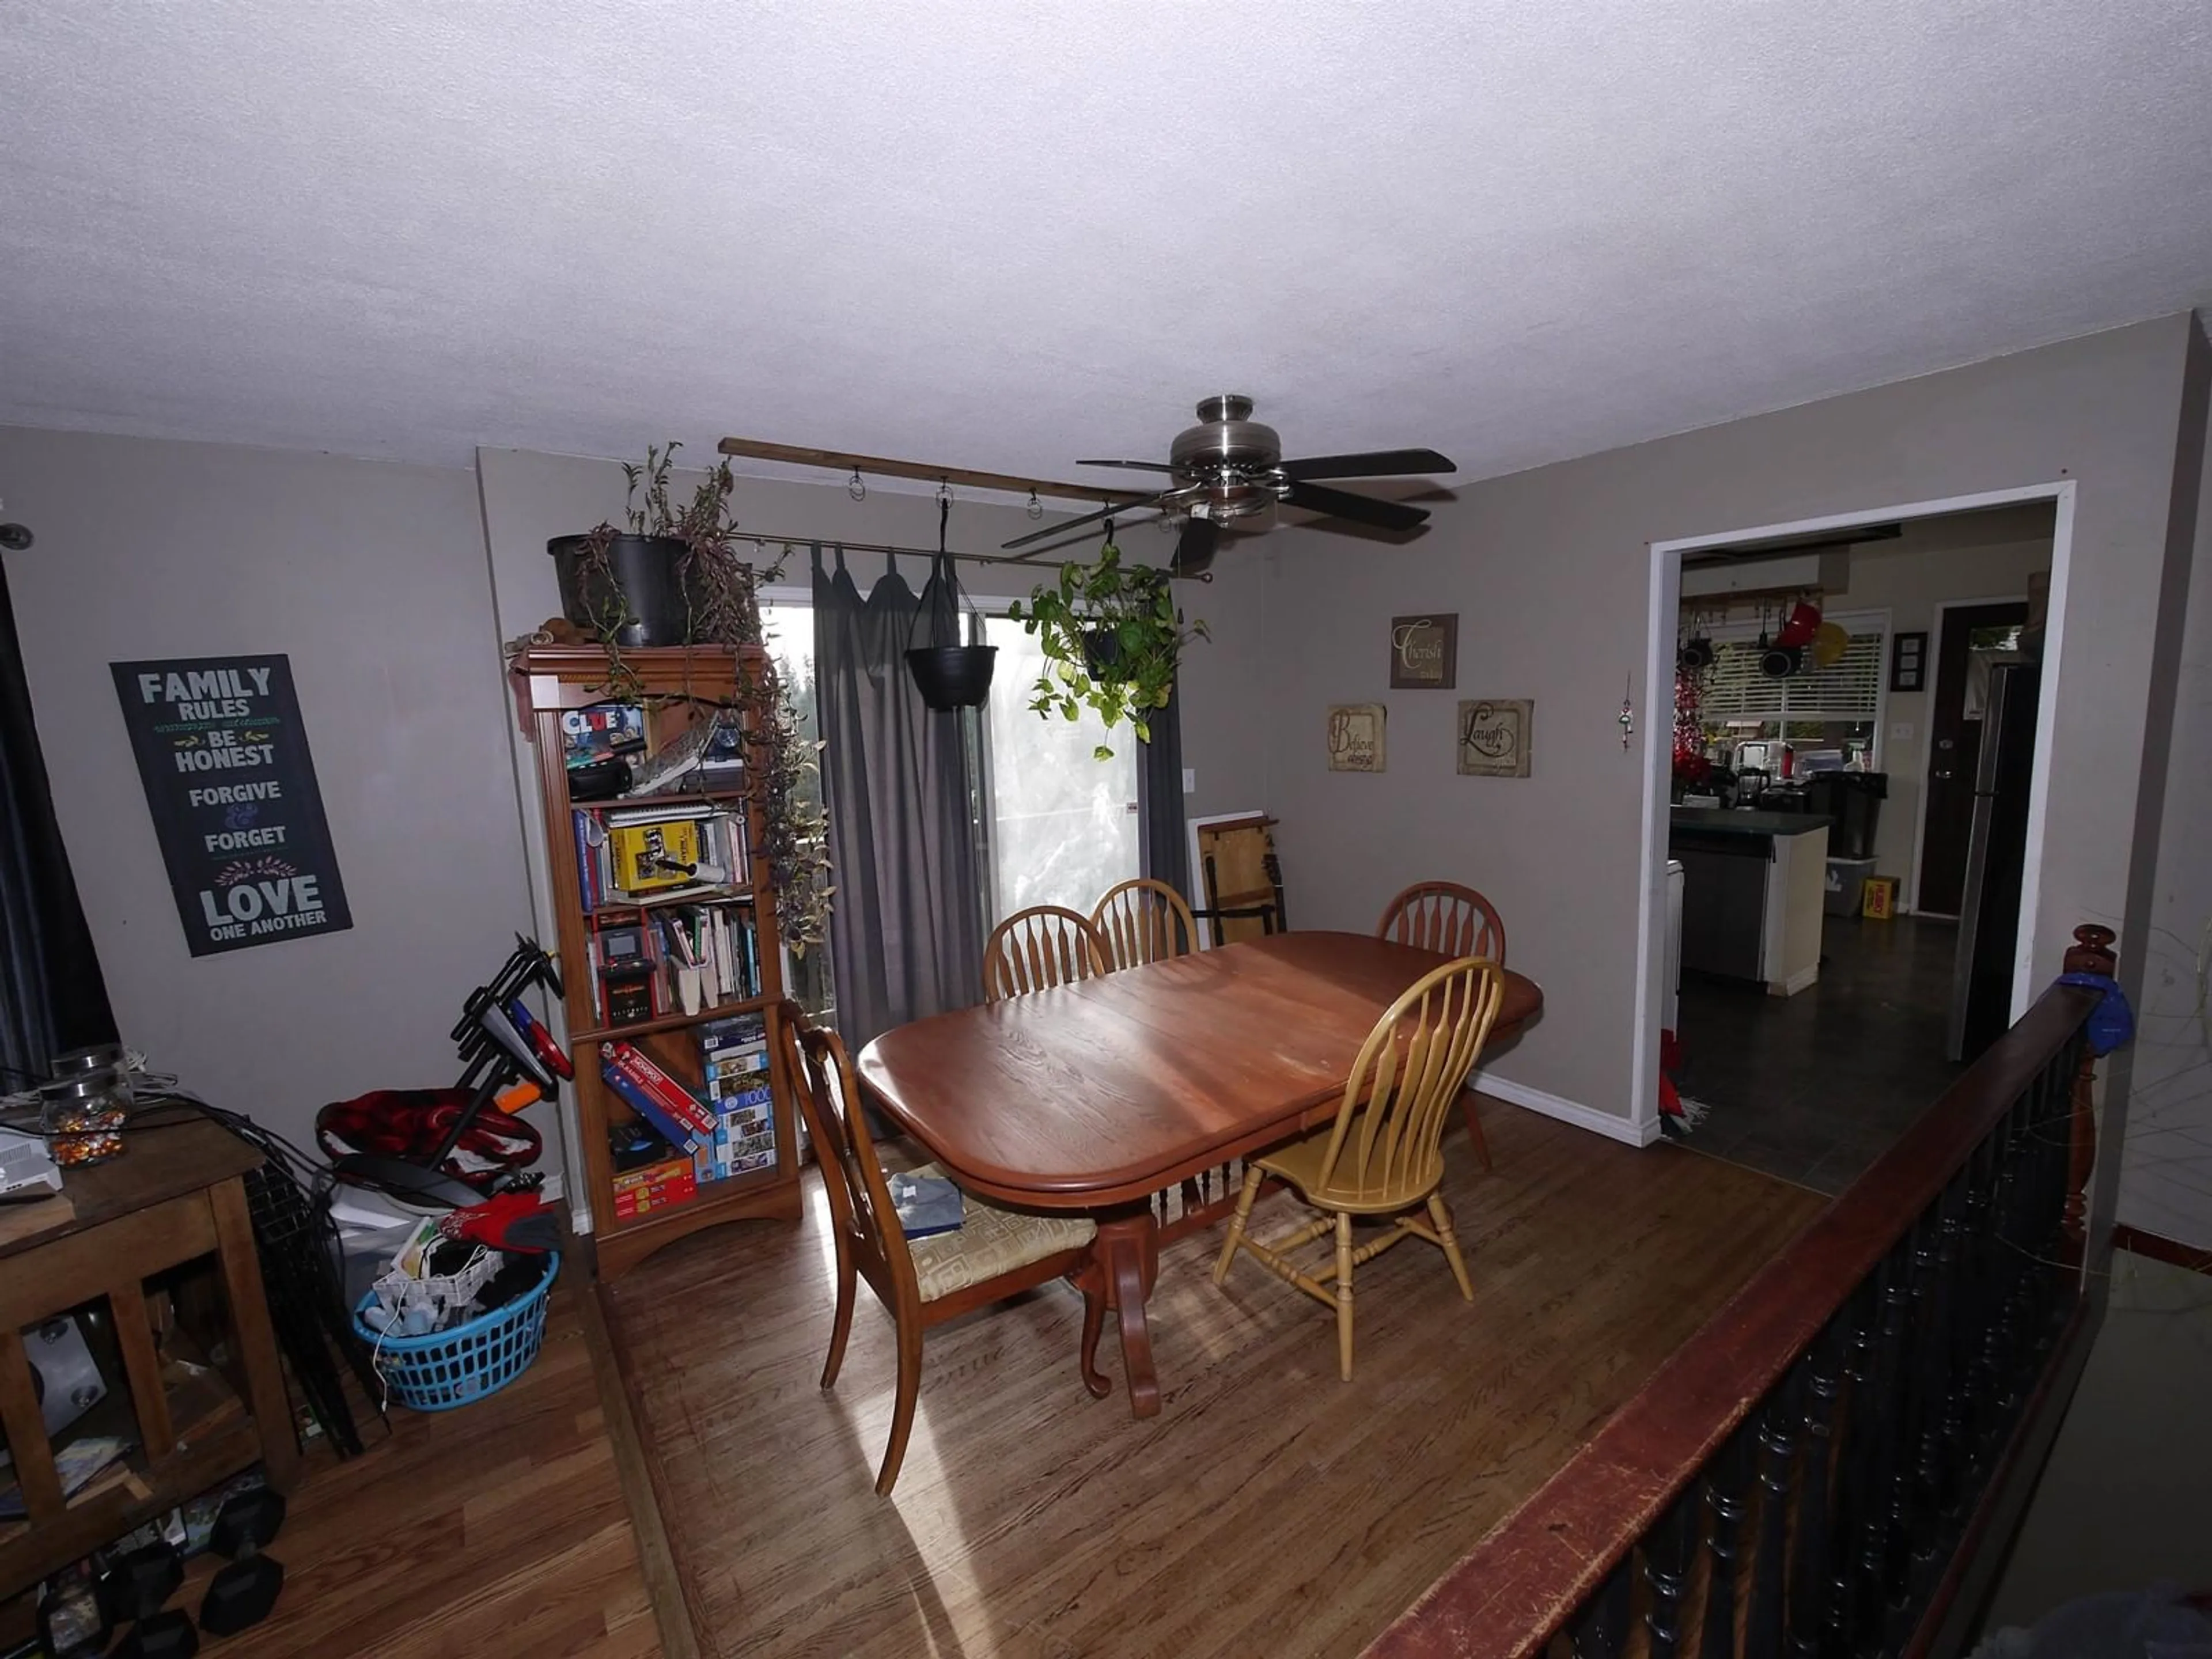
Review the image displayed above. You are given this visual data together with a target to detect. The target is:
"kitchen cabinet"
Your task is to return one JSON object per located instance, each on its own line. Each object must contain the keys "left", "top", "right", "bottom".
{"left": 1669, "top": 809, "right": 1831, "bottom": 996}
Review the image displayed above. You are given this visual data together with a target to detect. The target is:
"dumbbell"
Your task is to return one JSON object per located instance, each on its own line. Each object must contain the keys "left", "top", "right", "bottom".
{"left": 198, "top": 1488, "right": 287, "bottom": 1636}
{"left": 96, "top": 1540, "right": 182, "bottom": 1627}
{"left": 109, "top": 1608, "right": 198, "bottom": 1657}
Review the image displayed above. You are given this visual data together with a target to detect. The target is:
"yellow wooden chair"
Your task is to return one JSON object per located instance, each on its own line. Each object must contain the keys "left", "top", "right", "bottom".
{"left": 1213, "top": 957, "right": 1506, "bottom": 1381}
{"left": 1090, "top": 877, "right": 1199, "bottom": 970}
{"left": 1376, "top": 880, "right": 1508, "bottom": 1169}
{"left": 982, "top": 904, "right": 1110, "bottom": 1001}
{"left": 779, "top": 1006, "right": 1100, "bottom": 1494}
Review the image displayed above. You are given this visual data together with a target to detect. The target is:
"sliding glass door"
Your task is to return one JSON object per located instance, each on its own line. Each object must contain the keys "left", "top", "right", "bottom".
{"left": 980, "top": 615, "right": 1139, "bottom": 920}
{"left": 759, "top": 600, "right": 1139, "bottom": 1025}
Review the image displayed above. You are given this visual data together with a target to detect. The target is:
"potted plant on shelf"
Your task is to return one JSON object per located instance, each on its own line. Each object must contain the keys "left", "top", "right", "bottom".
{"left": 551, "top": 442, "right": 834, "bottom": 955}
{"left": 1006, "top": 537, "right": 1207, "bottom": 760}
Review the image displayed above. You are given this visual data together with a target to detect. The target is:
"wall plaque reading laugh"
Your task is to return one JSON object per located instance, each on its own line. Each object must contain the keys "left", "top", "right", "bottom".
{"left": 1457, "top": 699, "right": 1534, "bottom": 778}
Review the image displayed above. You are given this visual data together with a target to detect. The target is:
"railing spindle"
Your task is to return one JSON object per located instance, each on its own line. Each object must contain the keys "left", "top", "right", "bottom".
{"left": 1744, "top": 1368, "right": 1800, "bottom": 1659}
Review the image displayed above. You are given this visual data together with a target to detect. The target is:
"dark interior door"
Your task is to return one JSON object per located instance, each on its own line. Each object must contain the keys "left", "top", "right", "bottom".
{"left": 1918, "top": 600, "right": 2029, "bottom": 916}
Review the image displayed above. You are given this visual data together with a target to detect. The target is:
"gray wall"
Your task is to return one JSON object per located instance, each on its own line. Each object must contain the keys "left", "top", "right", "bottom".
{"left": 0, "top": 427, "right": 538, "bottom": 1162}
{"left": 2123, "top": 356, "right": 2212, "bottom": 1249}
{"left": 1185, "top": 316, "right": 2202, "bottom": 1146}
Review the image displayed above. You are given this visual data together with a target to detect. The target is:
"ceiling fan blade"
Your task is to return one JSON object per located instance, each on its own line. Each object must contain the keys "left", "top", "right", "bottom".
{"left": 1282, "top": 481, "right": 1431, "bottom": 533}
{"left": 1279, "top": 448, "right": 1456, "bottom": 481}
{"left": 1171, "top": 517, "right": 1221, "bottom": 577}
{"left": 1000, "top": 493, "right": 1164, "bottom": 550}
{"left": 1075, "top": 459, "right": 1177, "bottom": 472}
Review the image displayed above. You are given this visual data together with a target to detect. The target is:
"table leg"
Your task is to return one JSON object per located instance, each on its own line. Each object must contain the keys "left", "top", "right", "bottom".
{"left": 1077, "top": 1206, "right": 1162, "bottom": 1418}
{"left": 209, "top": 1176, "right": 301, "bottom": 1494}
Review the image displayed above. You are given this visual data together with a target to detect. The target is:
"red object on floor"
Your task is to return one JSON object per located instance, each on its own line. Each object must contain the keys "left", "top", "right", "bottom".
{"left": 1658, "top": 1027, "right": 1684, "bottom": 1122}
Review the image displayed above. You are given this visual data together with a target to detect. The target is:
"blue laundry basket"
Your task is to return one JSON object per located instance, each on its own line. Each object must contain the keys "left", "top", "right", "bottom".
{"left": 353, "top": 1251, "right": 559, "bottom": 1411}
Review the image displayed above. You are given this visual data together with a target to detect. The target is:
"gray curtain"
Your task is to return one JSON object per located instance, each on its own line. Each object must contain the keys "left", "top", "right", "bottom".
{"left": 813, "top": 546, "right": 985, "bottom": 1052}
{"left": 1, "top": 559, "right": 116, "bottom": 1085}
{"left": 1137, "top": 677, "right": 1189, "bottom": 900}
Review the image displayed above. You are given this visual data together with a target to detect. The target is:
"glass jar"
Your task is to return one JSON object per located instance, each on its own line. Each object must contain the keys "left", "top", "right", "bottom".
{"left": 39, "top": 1070, "right": 130, "bottom": 1167}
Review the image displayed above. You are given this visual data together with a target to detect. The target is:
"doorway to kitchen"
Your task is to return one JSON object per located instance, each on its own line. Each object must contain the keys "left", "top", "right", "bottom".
{"left": 1635, "top": 488, "right": 2072, "bottom": 1194}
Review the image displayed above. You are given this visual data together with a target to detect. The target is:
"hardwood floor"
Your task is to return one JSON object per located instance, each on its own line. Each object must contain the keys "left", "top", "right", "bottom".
{"left": 603, "top": 1100, "right": 1825, "bottom": 1659}
{"left": 162, "top": 1285, "right": 661, "bottom": 1658}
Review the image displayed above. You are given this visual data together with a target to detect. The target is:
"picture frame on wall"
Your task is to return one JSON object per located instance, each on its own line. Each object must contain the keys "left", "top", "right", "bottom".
{"left": 1327, "top": 703, "right": 1387, "bottom": 772}
{"left": 1389, "top": 615, "right": 1458, "bottom": 689}
{"left": 1891, "top": 631, "right": 1929, "bottom": 692}
{"left": 1457, "top": 699, "right": 1534, "bottom": 778}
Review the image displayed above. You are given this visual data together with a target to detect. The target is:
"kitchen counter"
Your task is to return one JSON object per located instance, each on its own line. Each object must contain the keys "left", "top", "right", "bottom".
{"left": 1668, "top": 810, "right": 1831, "bottom": 997}
{"left": 1669, "top": 807, "right": 1835, "bottom": 838}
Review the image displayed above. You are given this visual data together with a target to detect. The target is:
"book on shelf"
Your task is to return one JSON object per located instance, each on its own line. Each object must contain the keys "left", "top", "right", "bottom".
{"left": 612, "top": 1154, "right": 696, "bottom": 1220}
{"left": 604, "top": 1041, "right": 717, "bottom": 1137}
{"left": 572, "top": 809, "right": 748, "bottom": 915}
{"left": 561, "top": 704, "right": 646, "bottom": 767}
{"left": 599, "top": 1052, "right": 700, "bottom": 1155}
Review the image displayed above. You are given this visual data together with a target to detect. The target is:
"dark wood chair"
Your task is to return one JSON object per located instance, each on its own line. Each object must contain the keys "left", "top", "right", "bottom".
{"left": 1376, "top": 880, "right": 1508, "bottom": 1170}
{"left": 1090, "top": 877, "right": 1199, "bottom": 969}
{"left": 778, "top": 1006, "right": 1102, "bottom": 1495}
{"left": 983, "top": 904, "right": 1110, "bottom": 1001}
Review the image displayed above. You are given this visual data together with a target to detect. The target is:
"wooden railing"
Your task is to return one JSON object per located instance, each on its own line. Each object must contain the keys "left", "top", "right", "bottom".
{"left": 1367, "top": 925, "right": 2120, "bottom": 1659}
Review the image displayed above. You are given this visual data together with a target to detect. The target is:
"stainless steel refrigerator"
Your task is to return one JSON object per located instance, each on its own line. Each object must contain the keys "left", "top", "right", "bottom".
{"left": 1946, "top": 660, "right": 2040, "bottom": 1063}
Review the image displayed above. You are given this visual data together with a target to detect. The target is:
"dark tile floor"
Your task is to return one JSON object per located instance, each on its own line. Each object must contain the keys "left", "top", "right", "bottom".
{"left": 1671, "top": 912, "right": 1967, "bottom": 1194}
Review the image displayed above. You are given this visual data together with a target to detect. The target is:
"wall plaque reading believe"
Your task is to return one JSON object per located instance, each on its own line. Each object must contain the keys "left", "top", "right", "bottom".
{"left": 111, "top": 654, "right": 353, "bottom": 956}
{"left": 1327, "top": 703, "right": 1388, "bottom": 772}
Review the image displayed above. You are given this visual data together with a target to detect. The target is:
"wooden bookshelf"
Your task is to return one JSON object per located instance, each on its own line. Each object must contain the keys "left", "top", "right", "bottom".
{"left": 514, "top": 644, "right": 803, "bottom": 1280}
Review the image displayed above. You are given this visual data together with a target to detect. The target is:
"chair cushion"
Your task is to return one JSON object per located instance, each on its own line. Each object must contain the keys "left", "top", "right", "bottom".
{"left": 904, "top": 1161, "right": 1098, "bottom": 1303}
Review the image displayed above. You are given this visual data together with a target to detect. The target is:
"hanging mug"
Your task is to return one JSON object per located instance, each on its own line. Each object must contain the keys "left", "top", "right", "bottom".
{"left": 1777, "top": 600, "right": 1822, "bottom": 650}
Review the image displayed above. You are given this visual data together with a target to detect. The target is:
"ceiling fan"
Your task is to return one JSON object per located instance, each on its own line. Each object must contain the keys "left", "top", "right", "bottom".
{"left": 1002, "top": 395, "right": 1456, "bottom": 575}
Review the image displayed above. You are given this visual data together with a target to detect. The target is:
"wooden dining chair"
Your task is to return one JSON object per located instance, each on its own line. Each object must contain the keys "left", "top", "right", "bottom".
{"left": 1090, "top": 878, "right": 1199, "bottom": 970}
{"left": 778, "top": 1005, "right": 1101, "bottom": 1495}
{"left": 1376, "top": 880, "right": 1508, "bottom": 1169}
{"left": 1213, "top": 957, "right": 1506, "bottom": 1382}
{"left": 982, "top": 904, "right": 1111, "bottom": 1001}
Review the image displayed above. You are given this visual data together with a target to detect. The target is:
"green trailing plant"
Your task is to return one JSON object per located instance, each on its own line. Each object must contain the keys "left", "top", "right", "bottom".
{"left": 1005, "top": 537, "right": 1208, "bottom": 760}
{"left": 577, "top": 443, "right": 835, "bottom": 955}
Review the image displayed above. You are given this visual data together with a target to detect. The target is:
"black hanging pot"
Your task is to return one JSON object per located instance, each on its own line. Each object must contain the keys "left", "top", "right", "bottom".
{"left": 1678, "top": 634, "right": 1714, "bottom": 672}
{"left": 904, "top": 506, "right": 995, "bottom": 710}
{"left": 1081, "top": 626, "right": 1128, "bottom": 683}
{"left": 907, "top": 643, "right": 997, "bottom": 710}
{"left": 1760, "top": 642, "right": 1805, "bottom": 679}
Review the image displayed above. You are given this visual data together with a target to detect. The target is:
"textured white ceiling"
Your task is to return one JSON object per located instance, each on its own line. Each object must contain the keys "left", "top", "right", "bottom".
{"left": 3, "top": 2, "right": 2209, "bottom": 486}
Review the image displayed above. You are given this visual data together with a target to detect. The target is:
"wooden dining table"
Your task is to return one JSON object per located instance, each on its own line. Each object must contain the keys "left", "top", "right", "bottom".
{"left": 855, "top": 930, "right": 1544, "bottom": 1417}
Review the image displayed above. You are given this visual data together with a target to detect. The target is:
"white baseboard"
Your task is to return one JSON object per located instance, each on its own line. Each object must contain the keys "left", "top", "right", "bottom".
{"left": 544, "top": 1169, "right": 590, "bottom": 1236}
{"left": 1771, "top": 964, "right": 1821, "bottom": 997}
{"left": 1476, "top": 1074, "right": 1662, "bottom": 1147}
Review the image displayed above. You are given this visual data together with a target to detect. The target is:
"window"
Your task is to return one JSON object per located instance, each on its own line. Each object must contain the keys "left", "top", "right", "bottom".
{"left": 755, "top": 600, "right": 1141, "bottom": 1024}
{"left": 1684, "top": 617, "right": 1888, "bottom": 770}
{"left": 980, "top": 616, "right": 1139, "bottom": 919}
{"left": 760, "top": 602, "right": 835, "bottom": 1025}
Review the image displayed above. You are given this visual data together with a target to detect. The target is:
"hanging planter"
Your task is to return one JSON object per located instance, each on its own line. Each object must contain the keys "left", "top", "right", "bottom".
{"left": 1006, "top": 535, "right": 1207, "bottom": 760}
{"left": 905, "top": 496, "right": 997, "bottom": 710}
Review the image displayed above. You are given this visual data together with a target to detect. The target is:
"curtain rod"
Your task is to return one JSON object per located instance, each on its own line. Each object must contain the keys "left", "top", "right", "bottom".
{"left": 732, "top": 528, "right": 1210, "bottom": 582}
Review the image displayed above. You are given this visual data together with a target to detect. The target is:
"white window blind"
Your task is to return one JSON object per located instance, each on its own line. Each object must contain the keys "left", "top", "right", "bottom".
{"left": 1699, "top": 632, "right": 1885, "bottom": 724}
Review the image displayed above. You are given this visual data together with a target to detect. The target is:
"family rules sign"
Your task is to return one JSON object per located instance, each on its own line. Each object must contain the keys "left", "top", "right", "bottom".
{"left": 111, "top": 656, "right": 353, "bottom": 956}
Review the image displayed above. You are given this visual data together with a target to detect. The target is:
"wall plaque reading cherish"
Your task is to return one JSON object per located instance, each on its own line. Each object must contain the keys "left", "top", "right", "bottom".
{"left": 1389, "top": 615, "right": 1457, "bottom": 689}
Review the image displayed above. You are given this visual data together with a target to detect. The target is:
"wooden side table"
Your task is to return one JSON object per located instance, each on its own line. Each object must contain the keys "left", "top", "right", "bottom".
{"left": 0, "top": 1118, "right": 298, "bottom": 1597}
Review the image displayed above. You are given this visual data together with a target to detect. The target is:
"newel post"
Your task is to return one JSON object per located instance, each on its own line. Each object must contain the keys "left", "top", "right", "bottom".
{"left": 2059, "top": 924, "right": 2117, "bottom": 1262}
